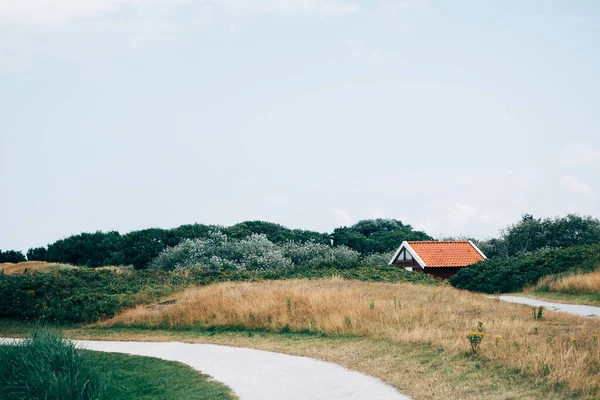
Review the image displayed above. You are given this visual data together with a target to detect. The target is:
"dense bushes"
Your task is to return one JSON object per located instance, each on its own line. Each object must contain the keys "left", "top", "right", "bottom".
{"left": 0, "top": 269, "right": 188, "bottom": 323}
{"left": 449, "top": 244, "right": 600, "bottom": 293}
{"left": 0, "top": 249, "right": 26, "bottom": 263}
{"left": 150, "top": 233, "right": 362, "bottom": 272}
{"left": 222, "top": 221, "right": 329, "bottom": 244}
{"left": 476, "top": 214, "right": 600, "bottom": 258}
{"left": 333, "top": 219, "right": 432, "bottom": 254}
{"left": 30, "top": 219, "right": 428, "bottom": 269}
{"left": 149, "top": 233, "right": 292, "bottom": 271}
{"left": 26, "top": 247, "right": 48, "bottom": 261}
{"left": 21, "top": 214, "right": 600, "bottom": 270}
{"left": 46, "top": 231, "right": 125, "bottom": 268}
{"left": 38, "top": 222, "right": 329, "bottom": 269}
{"left": 0, "top": 329, "right": 109, "bottom": 400}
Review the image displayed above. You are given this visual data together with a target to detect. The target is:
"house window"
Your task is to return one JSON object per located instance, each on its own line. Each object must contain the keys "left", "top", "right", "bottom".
{"left": 396, "top": 249, "right": 405, "bottom": 262}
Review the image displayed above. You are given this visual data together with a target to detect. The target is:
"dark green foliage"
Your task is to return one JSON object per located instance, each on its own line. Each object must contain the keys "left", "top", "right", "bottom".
{"left": 46, "top": 231, "right": 124, "bottom": 268}
{"left": 0, "top": 249, "right": 26, "bottom": 263}
{"left": 0, "top": 329, "right": 108, "bottom": 400}
{"left": 171, "top": 223, "right": 219, "bottom": 241}
{"left": 0, "top": 269, "right": 188, "bottom": 323}
{"left": 26, "top": 247, "right": 48, "bottom": 261}
{"left": 477, "top": 214, "right": 600, "bottom": 258}
{"left": 16, "top": 214, "right": 600, "bottom": 270}
{"left": 34, "top": 221, "right": 333, "bottom": 270}
{"left": 223, "top": 221, "right": 329, "bottom": 244}
{"left": 120, "top": 228, "right": 180, "bottom": 269}
{"left": 333, "top": 219, "right": 432, "bottom": 254}
{"left": 449, "top": 245, "right": 600, "bottom": 293}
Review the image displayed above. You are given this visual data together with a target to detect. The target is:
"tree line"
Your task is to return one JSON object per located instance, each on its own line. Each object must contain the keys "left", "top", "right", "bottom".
{"left": 2, "top": 214, "right": 599, "bottom": 269}
{"left": 4, "top": 219, "right": 429, "bottom": 269}
{"left": 473, "top": 214, "right": 600, "bottom": 258}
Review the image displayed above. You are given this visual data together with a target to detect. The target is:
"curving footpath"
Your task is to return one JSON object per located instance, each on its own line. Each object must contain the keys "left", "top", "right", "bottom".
{"left": 496, "top": 295, "right": 600, "bottom": 317}
{"left": 1, "top": 339, "right": 409, "bottom": 400}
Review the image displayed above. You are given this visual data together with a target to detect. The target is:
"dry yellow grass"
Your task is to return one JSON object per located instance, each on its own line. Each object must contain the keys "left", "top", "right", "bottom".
{"left": 532, "top": 271, "right": 600, "bottom": 295}
{"left": 0, "top": 261, "right": 133, "bottom": 275}
{"left": 102, "top": 278, "right": 600, "bottom": 396}
{"left": 0, "top": 261, "right": 77, "bottom": 275}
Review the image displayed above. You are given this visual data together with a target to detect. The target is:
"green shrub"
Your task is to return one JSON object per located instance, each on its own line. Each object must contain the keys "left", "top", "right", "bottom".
{"left": 449, "top": 244, "right": 600, "bottom": 293}
{"left": 476, "top": 214, "right": 600, "bottom": 258}
{"left": 0, "top": 249, "right": 26, "bottom": 263}
{"left": 332, "top": 219, "right": 432, "bottom": 254}
{"left": 0, "top": 329, "right": 109, "bottom": 400}
{"left": 0, "top": 269, "right": 188, "bottom": 323}
{"left": 149, "top": 233, "right": 364, "bottom": 272}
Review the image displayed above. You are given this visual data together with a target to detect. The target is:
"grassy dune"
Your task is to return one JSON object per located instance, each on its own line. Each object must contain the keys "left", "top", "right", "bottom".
{"left": 0, "top": 261, "right": 134, "bottom": 275}
{"left": 0, "top": 261, "right": 77, "bottom": 275}
{"left": 102, "top": 278, "right": 600, "bottom": 397}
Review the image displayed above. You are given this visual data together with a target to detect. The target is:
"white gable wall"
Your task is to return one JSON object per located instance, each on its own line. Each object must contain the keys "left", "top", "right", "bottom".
{"left": 388, "top": 241, "right": 427, "bottom": 270}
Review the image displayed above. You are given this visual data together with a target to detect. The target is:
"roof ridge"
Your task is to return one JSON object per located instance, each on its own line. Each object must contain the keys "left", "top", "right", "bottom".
{"left": 407, "top": 240, "right": 471, "bottom": 243}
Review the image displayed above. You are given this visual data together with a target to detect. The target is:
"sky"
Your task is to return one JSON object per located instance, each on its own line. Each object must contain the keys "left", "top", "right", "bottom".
{"left": 1, "top": 0, "right": 599, "bottom": 252}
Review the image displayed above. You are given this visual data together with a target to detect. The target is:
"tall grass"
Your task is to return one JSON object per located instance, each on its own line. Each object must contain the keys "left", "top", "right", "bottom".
{"left": 531, "top": 270, "right": 600, "bottom": 295}
{"left": 103, "top": 278, "right": 600, "bottom": 395}
{"left": 0, "top": 329, "right": 109, "bottom": 400}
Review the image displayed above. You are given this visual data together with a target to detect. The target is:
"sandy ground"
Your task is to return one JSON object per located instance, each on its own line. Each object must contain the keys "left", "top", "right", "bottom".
{"left": 1, "top": 339, "right": 409, "bottom": 400}
{"left": 497, "top": 295, "right": 600, "bottom": 317}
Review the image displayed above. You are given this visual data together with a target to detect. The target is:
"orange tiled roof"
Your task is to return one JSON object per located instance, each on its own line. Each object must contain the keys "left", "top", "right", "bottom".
{"left": 407, "top": 241, "right": 485, "bottom": 267}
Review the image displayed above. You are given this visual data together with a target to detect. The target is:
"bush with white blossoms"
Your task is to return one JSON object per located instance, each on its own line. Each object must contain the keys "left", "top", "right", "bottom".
{"left": 362, "top": 251, "right": 396, "bottom": 265}
{"left": 281, "top": 242, "right": 360, "bottom": 266}
{"left": 230, "top": 234, "right": 291, "bottom": 270}
{"left": 150, "top": 233, "right": 290, "bottom": 271}
{"left": 149, "top": 231, "right": 233, "bottom": 271}
{"left": 150, "top": 233, "right": 383, "bottom": 271}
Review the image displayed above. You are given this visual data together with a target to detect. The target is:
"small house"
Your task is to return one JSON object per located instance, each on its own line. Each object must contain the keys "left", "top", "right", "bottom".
{"left": 388, "top": 241, "right": 486, "bottom": 279}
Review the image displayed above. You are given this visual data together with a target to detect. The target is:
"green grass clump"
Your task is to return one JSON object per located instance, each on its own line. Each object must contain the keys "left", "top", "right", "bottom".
{"left": 0, "top": 329, "right": 108, "bottom": 400}
{"left": 84, "top": 351, "right": 234, "bottom": 400}
{"left": 0, "top": 328, "right": 235, "bottom": 400}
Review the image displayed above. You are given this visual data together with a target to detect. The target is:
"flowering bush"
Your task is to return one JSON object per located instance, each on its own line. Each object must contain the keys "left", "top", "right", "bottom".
{"left": 150, "top": 232, "right": 398, "bottom": 272}
{"left": 281, "top": 242, "right": 360, "bottom": 267}
{"left": 150, "top": 233, "right": 290, "bottom": 271}
{"left": 362, "top": 251, "right": 396, "bottom": 265}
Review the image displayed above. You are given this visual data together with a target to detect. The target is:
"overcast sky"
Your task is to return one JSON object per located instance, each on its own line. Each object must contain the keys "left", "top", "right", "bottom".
{"left": 1, "top": 0, "right": 599, "bottom": 252}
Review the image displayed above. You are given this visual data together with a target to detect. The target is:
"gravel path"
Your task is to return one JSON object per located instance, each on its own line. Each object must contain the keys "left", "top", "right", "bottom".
{"left": 1, "top": 339, "right": 409, "bottom": 400}
{"left": 496, "top": 295, "right": 600, "bottom": 317}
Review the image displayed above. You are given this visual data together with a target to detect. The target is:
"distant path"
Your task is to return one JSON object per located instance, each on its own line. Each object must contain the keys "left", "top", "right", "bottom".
{"left": 496, "top": 295, "right": 600, "bottom": 317}
{"left": 1, "top": 339, "right": 409, "bottom": 400}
